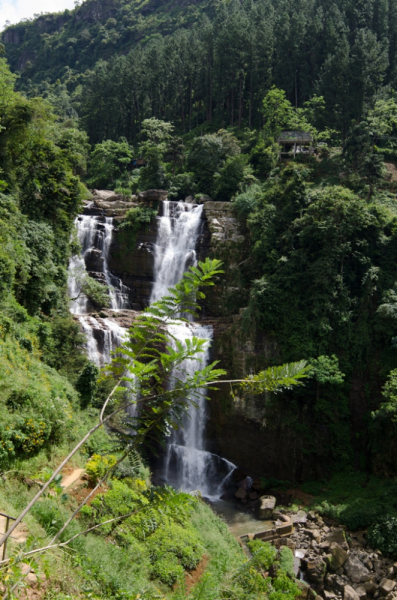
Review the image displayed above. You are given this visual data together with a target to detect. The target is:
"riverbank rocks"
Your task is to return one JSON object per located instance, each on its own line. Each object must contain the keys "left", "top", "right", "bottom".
{"left": 344, "top": 585, "right": 361, "bottom": 600}
{"left": 344, "top": 555, "right": 371, "bottom": 583}
{"left": 259, "top": 495, "right": 276, "bottom": 519}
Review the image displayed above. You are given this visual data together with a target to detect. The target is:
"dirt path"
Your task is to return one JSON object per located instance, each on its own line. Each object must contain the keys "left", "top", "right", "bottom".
{"left": 61, "top": 468, "right": 84, "bottom": 489}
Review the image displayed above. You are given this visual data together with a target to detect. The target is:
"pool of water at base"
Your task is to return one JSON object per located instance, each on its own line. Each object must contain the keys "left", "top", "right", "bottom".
{"left": 210, "top": 498, "right": 274, "bottom": 538}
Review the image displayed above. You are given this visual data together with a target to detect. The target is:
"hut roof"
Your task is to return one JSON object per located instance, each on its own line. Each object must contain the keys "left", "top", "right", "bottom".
{"left": 277, "top": 131, "right": 313, "bottom": 143}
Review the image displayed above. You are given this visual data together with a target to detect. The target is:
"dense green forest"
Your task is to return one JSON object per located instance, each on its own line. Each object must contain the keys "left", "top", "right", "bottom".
{"left": 3, "top": 0, "right": 397, "bottom": 596}
{"left": 3, "top": 0, "right": 397, "bottom": 140}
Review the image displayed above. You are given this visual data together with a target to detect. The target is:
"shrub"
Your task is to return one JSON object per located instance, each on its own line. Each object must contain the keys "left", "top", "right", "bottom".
{"left": 31, "top": 499, "right": 84, "bottom": 550}
{"left": 151, "top": 554, "right": 184, "bottom": 585}
{"left": 147, "top": 523, "right": 204, "bottom": 584}
{"left": 86, "top": 453, "right": 118, "bottom": 483}
{"left": 248, "top": 539, "right": 277, "bottom": 570}
{"left": 278, "top": 546, "right": 295, "bottom": 578}
{"left": 367, "top": 516, "right": 397, "bottom": 556}
{"left": 269, "top": 570, "right": 300, "bottom": 600}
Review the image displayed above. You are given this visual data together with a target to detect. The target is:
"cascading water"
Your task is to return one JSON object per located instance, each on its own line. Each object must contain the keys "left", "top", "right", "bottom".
{"left": 151, "top": 201, "right": 235, "bottom": 497}
{"left": 68, "top": 213, "right": 127, "bottom": 366}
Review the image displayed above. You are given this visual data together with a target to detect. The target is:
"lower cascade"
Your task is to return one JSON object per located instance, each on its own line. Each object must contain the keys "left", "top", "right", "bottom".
{"left": 151, "top": 200, "right": 236, "bottom": 496}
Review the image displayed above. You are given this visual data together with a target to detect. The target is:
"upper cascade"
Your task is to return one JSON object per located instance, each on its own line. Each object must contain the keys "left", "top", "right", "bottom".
{"left": 150, "top": 200, "right": 204, "bottom": 305}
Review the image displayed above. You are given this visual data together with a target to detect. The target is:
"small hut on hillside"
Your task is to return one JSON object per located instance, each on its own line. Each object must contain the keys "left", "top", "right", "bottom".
{"left": 277, "top": 131, "right": 313, "bottom": 158}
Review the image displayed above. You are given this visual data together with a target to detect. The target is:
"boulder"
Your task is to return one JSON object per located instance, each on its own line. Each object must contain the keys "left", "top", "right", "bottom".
{"left": 355, "top": 586, "right": 368, "bottom": 599}
{"left": 345, "top": 585, "right": 361, "bottom": 600}
{"left": 259, "top": 495, "right": 276, "bottom": 519}
{"left": 324, "top": 592, "right": 337, "bottom": 600}
{"left": 328, "top": 543, "right": 349, "bottom": 572}
{"left": 84, "top": 248, "right": 104, "bottom": 272}
{"left": 92, "top": 190, "right": 121, "bottom": 201}
{"left": 364, "top": 581, "right": 378, "bottom": 595}
{"left": 293, "top": 510, "right": 308, "bottom": 523}
{"left": 393, "top": 564, "right": 397, "bottom": 576}
{"left": 137, "top": 189, "right": 168, "bottom": 202}
{"left": 238, "top": 476, "right": 252, "bottom": 490}
{"left": 306, "top": 557, "right": 327, "bottom": 584}
{"left": 297, "top": 581, "right": 310, "bottom": 599}
{"left": 249, "top": 491, "right": 259, "bottom": 500}
{"left": 235, "top": 488, "right": 247, "bottom": 499}
{"left": 327, "top": 529, "right": 349, "bottom": 551}
{"left": 345, "top": 556, "right": 371, "bottom": 583}
{"left": 379, "top": 580, "right": 396, "bottom": 596}
{"left": 363, "top": 558, "right": 374, "bottom": 571}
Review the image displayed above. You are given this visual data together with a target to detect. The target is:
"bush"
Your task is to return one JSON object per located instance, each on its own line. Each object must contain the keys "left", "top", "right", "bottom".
{"left": 31, "top": 499, "right": 84, "bottom": 550}
{"left": 278, "top": 546, "right": 295, "bottom": 578}
{"left": 76, "top": 361, "right": 99, "bottom": 408}
{"left": 151, "top": 554, "right": 184, "bottom": 585}
{"left": 367, "top": 516, "right": 397, "bottom": 556}
{"left": 248, "top": 539, "right": 277, "bottom": 570}
{"left": 147, "top": 523, "right": 204, "bottom": 584}
{"left": 86, "top": 453, "right": 118, "bottom": 483}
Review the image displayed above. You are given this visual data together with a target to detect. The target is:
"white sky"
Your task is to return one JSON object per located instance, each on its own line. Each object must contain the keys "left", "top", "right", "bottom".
{"left": 1, "top": 0, "right": 76, "bottom": 28}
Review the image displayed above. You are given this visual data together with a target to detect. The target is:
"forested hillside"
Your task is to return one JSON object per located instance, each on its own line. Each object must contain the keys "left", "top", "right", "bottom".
{"left": 2, "top": 0, "right": 397, "bottom": 140}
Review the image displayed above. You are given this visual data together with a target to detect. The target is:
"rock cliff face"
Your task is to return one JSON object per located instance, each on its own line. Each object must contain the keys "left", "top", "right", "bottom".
{"left": 77, "top": 193, "right": 337, "bottom": 482}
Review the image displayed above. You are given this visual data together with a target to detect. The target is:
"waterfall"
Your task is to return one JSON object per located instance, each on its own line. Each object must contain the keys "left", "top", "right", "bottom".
{"left": 151, "top": 200, "right": 235, "bottom": 497}
{"left": 68, "top": 214, "right": 127, "bottom": 366}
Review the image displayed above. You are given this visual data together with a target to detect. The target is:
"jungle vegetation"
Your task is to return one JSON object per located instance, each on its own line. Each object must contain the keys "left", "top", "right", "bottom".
{"left": 2, "top": 0, "right": 397, "bottom": 595}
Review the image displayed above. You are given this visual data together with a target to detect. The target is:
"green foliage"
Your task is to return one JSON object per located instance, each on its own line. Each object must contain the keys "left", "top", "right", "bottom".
{"left": 214, "top": 154, "right": 251, "bottom": 201}
{"left": 138, "top": 118, "right": 174, "bottom": 190}
{"left": 372, "top": 368, "right": 397, "bottom": 422}
{"left": 308, "top": 355, "right": 345, "bottom": 386}
{"left": 85, "top": 453, "right": 118, "bottom": 483}
{"left": 308, "top": 471, "right": 397, "bottom": 531}
{"left": 168, "top": 172, "right": 196, "bottom": 200}
{"left": 69, "top": 264, "right": 110, "bottom": 308}
{"left": 147, "top": 523, "right": 204, "bottom": 583}
{"left": 239, "top": 360, "right": 309, "bottom": 395}
{"left": 88, "top": 138, "right": 133, "bottom": 189}
{"left": 76, "top": 362, "right": 99, "bottom": 408}
{"left": 0, "top": 332, "right": 77, "bottom": 467}
{"left": 278, "top": 546, "right": 295, "bottom": 578}
{"left": 367, "top": 516, "right": 397, "bottom": 557}
{"left": 250, "top": 138, "right": 279, "bottom": 178}
{"left": 247, "top": 539, "right": 277, "bottom": 570}
{"left": 262, "top": 87, "right": 307, "bottom": 139}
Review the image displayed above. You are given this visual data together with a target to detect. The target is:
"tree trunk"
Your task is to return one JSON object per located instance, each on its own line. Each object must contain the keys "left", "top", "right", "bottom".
{"left": 180, "top": 85, "right": 185, "bottom": 133}
{"left": 249, "top": 72, "right": 253, "bottom": 129}
{"left": 189, "top": 80, "right": 192, "bottom": 131}
{"left": 238, "top": 73, "right": 243, "bottom": 129}
{"left": 231, "top": 88, "right": 234, "bottom": 127}
{"left": 209, "top": 66, "right": 212, "bottom": 122}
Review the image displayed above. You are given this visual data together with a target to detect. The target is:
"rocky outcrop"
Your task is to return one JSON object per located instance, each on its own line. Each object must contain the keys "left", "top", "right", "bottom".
{"left": 199, "top": 201, "right": 248, "bottom": 316}
{"left": 137, "top": 189, "right": 168, "bottom": 203}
